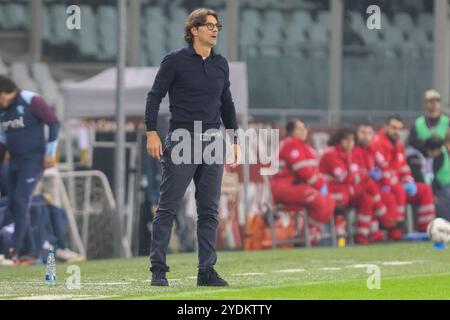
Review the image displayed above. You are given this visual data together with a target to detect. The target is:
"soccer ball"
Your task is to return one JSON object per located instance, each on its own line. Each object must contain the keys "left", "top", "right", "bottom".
{"left": 427, "top": 218, "right": 450, "bottom": 243}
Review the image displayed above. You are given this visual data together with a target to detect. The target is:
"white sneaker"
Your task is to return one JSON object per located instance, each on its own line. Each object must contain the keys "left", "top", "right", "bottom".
{"left": 55, "top": 248, "right": 86, "bottom": 263}
{"left": 0, "top": 255, "right": 15, "bottom": 267}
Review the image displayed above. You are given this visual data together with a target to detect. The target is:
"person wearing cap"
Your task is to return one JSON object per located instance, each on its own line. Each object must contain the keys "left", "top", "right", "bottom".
{"left": 407, "top": 89, "right": 449, "bottom": 184}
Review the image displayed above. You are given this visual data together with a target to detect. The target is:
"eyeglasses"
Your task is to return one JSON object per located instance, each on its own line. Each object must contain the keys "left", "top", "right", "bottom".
{"left": 198, "top": 23, "right": 222, "bottom": 31}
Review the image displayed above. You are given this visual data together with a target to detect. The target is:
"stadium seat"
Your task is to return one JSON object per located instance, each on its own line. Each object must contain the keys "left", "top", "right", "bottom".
{"left": 97, "top": 5, "right": 117, "bottom": 60}
{"left": 290, "top": 10, "right": 314, "bottom": 30}
{"left": 31, "top": 62, "right": 64, "bottom": 116}
{"left": 142, "top": 21, "right": 167, "bottom": 62}
{"left": 139, "top": 46, "right": 150, "bottom": 66}
{"left": 147, "top": 42, "right": 167, "bottom": 66}
{"left": 418, "top": 13, "right": 433, "bottom": 35}
{"left": 347, "top": 11, "right": 366, "bottom": 31}
{"left": 3, "top": 2, "right": 28, "bottom": 30}
{"left": 41, "top": 5, "right": 52, "bottom": 43}
{"left": 0, "top": 4, "right": 6, "bottom": 30}
{"left": 259, "top": 46, "right": 282, "bottom": 57}
{"left": 260, "top": 11, "right": 284, "bottom": 47}
{"left": 394, "top": 12, "right": 415, "bottom": 34}
{"left": 77, "top": 5, "right": 99, "bottom": 59}
{"left": 359, "top": 28, "right": 381, "bottom": 46}
{"left": 317, "top": 11, "right": 330, "bottom": 29}
{"left": 241, "top": 9, "right": 263, "bottom": 30}
{"left": 141, "top": 8, "right": 167, "bottom": 44}
{"left": 215, "top": 9, "right": 228, "bottom": 56}
{"left": 167, "top": 20, "right": 185, "bottom": 51}
{"left": 10, "top": 63, "right": 39, "bottom": 93}
{"left": 169, "top": 6, "right": 188, "bottom": 21}
{"left": 408, "top": 28, "right": 431, "bottom": 47}
{"left": 285, "top": 28, "right": 308, "bottom": 47}
{"left": 381, "top": 27, "right": 405, "bottom": 45}
{"left": 49, "top": 4, "right": 76, "bottom": 46}
{"left": 380, "top": 13, "right": 394, "bottom": 31}
{"left": 308, "top": 23, "right": 328, "bottom": 47}
{"left": 264, "top": 9, "right": 285, "bottom": 28}
{"left": 284, "top": 11, "right": 310, "bottom": 47}
{"left": 143, "top": 6, "right": 165, "bottom": 25}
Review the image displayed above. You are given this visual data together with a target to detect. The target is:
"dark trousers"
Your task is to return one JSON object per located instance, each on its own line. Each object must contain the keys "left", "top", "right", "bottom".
{"left": 150, "top": 131, "right": 224, "bottom": 272}
{"left": 7, "top": 156, "right": 43, "bottom": 254}
{"left": 435, "top": 187, "right": 450, "bottom": 221}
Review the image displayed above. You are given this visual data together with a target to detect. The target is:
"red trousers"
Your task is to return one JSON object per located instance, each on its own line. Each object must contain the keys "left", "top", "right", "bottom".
{"left": 389, "top": 182, "right": 435, "bottom": 232}
{"left": 270, "top": 178, "right": 335, "bottom": 224}
{"left": 330, "top": 178, "right": 401, "bottom": 240}
{"left": 329, "top": 183, "right": 374, "bottom": 239}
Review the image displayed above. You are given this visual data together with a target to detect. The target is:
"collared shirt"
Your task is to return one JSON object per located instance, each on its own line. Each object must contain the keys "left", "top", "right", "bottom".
{"left": 145, "top": 44, "right": 238, "bottom": 133}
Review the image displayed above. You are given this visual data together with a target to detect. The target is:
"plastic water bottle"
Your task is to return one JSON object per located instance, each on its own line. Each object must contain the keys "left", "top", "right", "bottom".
{"left": 45, "top": 249, "right": 56, "bottom": 285}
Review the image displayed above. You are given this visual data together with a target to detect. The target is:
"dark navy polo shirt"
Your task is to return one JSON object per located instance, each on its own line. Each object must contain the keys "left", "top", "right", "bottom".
{"left": 145, "top": 44, "right": 238, "bottom": 133}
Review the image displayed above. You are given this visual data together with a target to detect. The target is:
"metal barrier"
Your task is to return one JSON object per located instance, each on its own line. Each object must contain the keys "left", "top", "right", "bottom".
{"left": 41, "top": 169, "right": 129, "bottom": 259}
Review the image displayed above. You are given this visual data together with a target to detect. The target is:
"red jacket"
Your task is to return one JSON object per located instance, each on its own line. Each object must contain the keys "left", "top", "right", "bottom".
{"left": 273, "top": 136, "right": 325, "bottom": 190}
{"left": 352, "top": 144, "right": 376, "bottom": 181}
{"left": 319, "top": 145, "right": 361, "bottom": 186}
{"left": 370, "top": 129, "right": 413, "bottom": 186}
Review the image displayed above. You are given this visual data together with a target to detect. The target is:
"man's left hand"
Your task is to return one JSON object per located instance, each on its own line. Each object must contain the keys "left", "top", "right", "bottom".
{"left": 43, "top": 156, "right": 56, "bottom": 169}
{"left": 229, "top": 143, "right": 241, "bottom": 169}
{"left": 403, "top": 182, "right": 417, "bottom": 196}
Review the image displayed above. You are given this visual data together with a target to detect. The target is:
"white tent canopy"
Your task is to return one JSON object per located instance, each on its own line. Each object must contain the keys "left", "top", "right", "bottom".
{"left": 61, "top": 62, "right": 248, "bottom": 119}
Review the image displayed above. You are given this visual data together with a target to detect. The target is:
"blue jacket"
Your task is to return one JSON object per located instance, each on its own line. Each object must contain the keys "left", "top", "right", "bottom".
{"left": 0, "top": 90, "right": 59, "bottom": 160}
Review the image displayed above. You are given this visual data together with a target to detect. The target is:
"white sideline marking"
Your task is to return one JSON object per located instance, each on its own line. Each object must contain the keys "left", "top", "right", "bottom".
{"left": 232, "top": 272, "right": 265, "bottom": 276}
{"left": 349, "top": 261, "right": 416, "bottom": 268}
{"left": 83, "top": 282, "right": 130, "bottom": 286}
{"left": 186, "top": 276, "right": 197, "bottom": 279}
{"left": 273, "top": 269, "right": 305, "bottom": 273}
{"left": 319, "top": 267, "right": 342, "bottom": 271}
{"left": 13, "top": 295, "right": 117, "bottom": 300}
{"left": 348, "top": 264, "right": 376, "bottom": 269}
{"left": 382, "top": 261, "right": 414, "bottom": 266}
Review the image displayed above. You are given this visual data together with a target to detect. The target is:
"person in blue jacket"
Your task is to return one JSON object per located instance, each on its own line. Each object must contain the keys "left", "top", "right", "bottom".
{"left": 0, "top": 75, "right": 59, "bottom": 263}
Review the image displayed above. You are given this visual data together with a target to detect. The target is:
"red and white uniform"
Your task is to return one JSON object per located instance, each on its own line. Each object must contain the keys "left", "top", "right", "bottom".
{"left": 270, "top": 136, "right": 335, "bottom": 227}
{"left": 319, "top": 145, "right": 377, "bottom": 242}
{"left": 370, "top": 129, "right": 435, "bottom": 232}
{"left": 352, "top": 145, "right": 399, "bottom": 231}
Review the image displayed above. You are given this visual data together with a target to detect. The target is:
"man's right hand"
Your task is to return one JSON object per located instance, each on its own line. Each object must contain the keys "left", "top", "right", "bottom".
{"left": 146, "top": 131, "right": 163, "bottom": 161}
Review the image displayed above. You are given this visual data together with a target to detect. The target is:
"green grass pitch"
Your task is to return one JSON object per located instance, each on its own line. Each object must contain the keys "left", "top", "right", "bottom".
{"left": 1, "top": 242, "right": 450, "bottom": 300}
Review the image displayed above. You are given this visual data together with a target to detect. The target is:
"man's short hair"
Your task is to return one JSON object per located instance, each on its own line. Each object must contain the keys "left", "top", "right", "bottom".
{"left": 425, "top": 136, "right": 444, "bottom": 151}
{"left": 286, "top": 118, "right": 301, "bottom": 135}
{"left": 356, "top": 121, "right": 373, "bottom": 129}
{"left": 0, "top": 75, "right": 18, "bottom": 94}
{"left": 386, "top": 114, "right": 403, "bottom": 125}
{"left": 184, "top": 8, "right": 220, "bottom": 44}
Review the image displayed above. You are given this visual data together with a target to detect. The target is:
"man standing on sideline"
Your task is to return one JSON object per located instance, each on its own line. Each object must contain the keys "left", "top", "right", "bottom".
{"left": 145, "top": 8, "right": 240, "bottom": 287}
{"left": 407, "top": 90, "right": 449, "bottom": 183}
{"left": 0, "top": 75, "right": 59, "bottom": 264}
